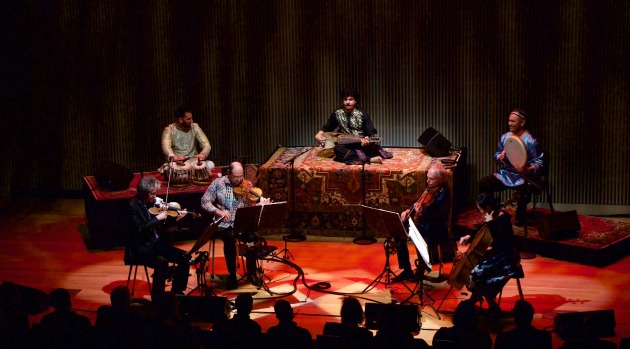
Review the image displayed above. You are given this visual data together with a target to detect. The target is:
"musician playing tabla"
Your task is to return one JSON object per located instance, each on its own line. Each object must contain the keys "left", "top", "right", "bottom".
{"left": 161, "top": 105, "right": 213, "bottom": 165}
{"left": 393, "top": 161, "right": 451, "bottom": 282}
{"left": 314, "top": 87, "right": 393, "bottom": 165}
{"left": 457, "top": 192, "right": 520, "bottom": 319}
{"left": 479, "top": 109, "right": 544, "bottom": 226}
{"left": 125, "top": 176, "right": 192, "bottom": 298}
{"left": 200, "top": 162, "right": 271, "bottom": 290}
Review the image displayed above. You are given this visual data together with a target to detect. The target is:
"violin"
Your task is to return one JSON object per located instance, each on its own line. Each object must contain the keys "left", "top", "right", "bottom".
{"left": 233, "top": 180, "right": 266, "bottom": 202}
{"left": 148, "top": 200, "right": 202, "bottom": 218}
{"left": 403, "top": 186, "right": 442, "bottom": 223}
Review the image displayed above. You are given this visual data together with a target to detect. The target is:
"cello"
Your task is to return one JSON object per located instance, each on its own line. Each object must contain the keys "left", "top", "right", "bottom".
{"left": 448, "top": 223, "right": 493, "bottom": 290}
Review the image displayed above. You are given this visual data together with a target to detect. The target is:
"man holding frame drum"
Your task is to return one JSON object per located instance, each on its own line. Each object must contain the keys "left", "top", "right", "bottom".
{"left": 479, "top": 109, "right": 545, "bottom": 226}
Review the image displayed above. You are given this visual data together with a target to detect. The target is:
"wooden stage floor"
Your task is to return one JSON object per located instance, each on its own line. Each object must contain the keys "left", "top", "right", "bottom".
{"left": 0, "top": 199, "right": 628, "bottom": 348}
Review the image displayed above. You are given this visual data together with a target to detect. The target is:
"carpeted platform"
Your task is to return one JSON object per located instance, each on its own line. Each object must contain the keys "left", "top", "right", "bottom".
{"left": 258, "top": 146, "right": 464, "bottom": 238}
{"left": 455, "top": 205, "right": 630, "bottom": 267}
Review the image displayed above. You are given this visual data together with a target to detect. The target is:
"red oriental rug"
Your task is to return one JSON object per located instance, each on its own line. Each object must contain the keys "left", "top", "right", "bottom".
{"left": 258, "top": 146, "right": 463, "bottom": 237}
{"left": 455, "top": 205, "right": 630, "bottom": 267}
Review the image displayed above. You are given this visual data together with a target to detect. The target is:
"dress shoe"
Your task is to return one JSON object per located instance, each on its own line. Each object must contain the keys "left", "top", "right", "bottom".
{"left": 392, "top": 270, "right": 416, "bottom": 283}
{"left": 225, "top": 279, "right": 238, "bottom": 290}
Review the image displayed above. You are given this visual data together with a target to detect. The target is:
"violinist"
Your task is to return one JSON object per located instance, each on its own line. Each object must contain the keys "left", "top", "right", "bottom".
{"left": 200, "top": 162, "right": 270, "bottom": 289}
{"left": 125, "top": 176, "right": 193, "bottom": 298}
{"left": 393, "top": 161, "right": 451, "bottom": 282}
{"left": 457, "top": 192, "right": 520, "bottom": 319}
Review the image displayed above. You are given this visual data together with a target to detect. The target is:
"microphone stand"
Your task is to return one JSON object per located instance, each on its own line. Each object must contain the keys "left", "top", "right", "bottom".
{"left": 354, "top": 162, "right": 377, "bottom": 245}
{"left": 282, "top": 147, "right": 311, "bottom": 235}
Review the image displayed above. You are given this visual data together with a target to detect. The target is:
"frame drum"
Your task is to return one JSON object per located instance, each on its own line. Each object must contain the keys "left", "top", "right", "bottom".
{"left": 504, "top": 135, "right": 528, "bottom": 169}
{"left": 165, "top": 161, "right": 191, "bottom": 187}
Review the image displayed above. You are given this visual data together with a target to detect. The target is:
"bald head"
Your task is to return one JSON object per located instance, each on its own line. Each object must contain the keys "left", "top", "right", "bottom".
{"left": 426, "top": 161, "right": 446, "bottom": 189}
{"left": 228, "top": 162, "right": 244, "bottom": 186}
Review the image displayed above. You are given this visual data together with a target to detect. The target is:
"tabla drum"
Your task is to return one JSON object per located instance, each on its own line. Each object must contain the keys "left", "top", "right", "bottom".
{"left": 504, "top": 135, "right": 528, "bottom": 169}
{"left": 191, "top": 160, "right": 215, "bottom": 185}
{"left": 163, "top": 161, "right": 191, "bottom": 187}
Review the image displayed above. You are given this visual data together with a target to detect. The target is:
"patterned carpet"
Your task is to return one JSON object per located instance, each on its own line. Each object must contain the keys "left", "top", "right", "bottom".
{"left": 258, "top": 146, "right": 462, "bottom": 238}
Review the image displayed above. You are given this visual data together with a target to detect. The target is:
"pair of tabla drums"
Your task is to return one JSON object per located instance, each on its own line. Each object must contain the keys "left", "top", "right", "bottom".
{"left": 162, "top": 159, "right": 218, "bottom": 187}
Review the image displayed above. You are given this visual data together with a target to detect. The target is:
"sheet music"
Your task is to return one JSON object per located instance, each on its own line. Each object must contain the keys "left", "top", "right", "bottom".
{"left": 408, "top": 219, "right": 432, "bottom": 270}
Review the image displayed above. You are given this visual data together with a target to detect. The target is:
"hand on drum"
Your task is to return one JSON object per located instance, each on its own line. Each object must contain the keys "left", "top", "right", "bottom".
{"left": 194, "top": 153, "right": 206, "bottom": 161}
{"left": 173, "top": 155, "right": 188, "bottom": 162}
{"left": 497, "top": 150, "right": 506, "bottom": 162}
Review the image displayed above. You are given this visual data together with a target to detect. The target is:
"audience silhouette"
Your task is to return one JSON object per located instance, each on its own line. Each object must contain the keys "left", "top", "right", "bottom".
{"left": 0, "top": 283, "right": 573, "bottom": 349}
{"left": 432, "top": 299, "right": 491, "bottom": 349}
{"left": 323, "top": 296, "right": 374, "bottom": 349}
{"left": 373, "top": 302, "right": 429, "bottom": 349}
{"left": 212, "top": 293, "right": 261, "bottom": 349}
{"left": 35, "top": 288, "right": 93, "bottom": 349}
{"left": 494, "top": 299, "right": 552, "bottom": 349}
{"left": 266, "top": 299, "right": 313, "bottom": 348}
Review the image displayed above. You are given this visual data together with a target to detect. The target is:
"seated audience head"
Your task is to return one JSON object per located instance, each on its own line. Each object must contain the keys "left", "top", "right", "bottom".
{"left": 273, "top": 299, "right": 294, "bottom": 322}
{"left": 512, "top": 299, "right": 534, "bottom": 327}
{"left": 340, "top": 296, "right": 364, "bottom": 326}
{"left": 427, "top": 161, "right": 447, "bottom": 189}
{"left": 452, "top": 299, "right": 477, "bottom": 331}
{"left": 49, "top": 288, "right": 72, "bottom": 311}
{"left": 110, "top": 285, "right": 131, "bottom": 309}
{"left": 235, "top": 293, "right": 254, "bottom": 316}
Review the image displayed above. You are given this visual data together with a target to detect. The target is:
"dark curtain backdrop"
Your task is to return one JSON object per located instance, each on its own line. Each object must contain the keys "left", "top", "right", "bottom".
{"left": 1, "top": 0, "right": 629, "bottom": 207}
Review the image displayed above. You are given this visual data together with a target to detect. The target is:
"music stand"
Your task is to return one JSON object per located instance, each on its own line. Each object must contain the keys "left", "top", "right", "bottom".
{"left": 361, "top": 205, "right": 413, "bottom": 293}
{"left": 232, "top": 203, "right": 288, "bottom": 292}
{"left": 256, "top": 202, "right": 296, "bottom": 259}
{"left": 257, "top": 202, "right": 289, "bottom": 231}
{"left": 402, "top": 219, "right": 441, "bottom": 319}
{"left": 187, "top": 218, "right": 222, "bottom": 296}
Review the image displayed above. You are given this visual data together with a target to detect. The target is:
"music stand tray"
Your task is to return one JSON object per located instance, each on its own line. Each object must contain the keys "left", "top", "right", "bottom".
{"left": 257, "top": 202, "right": 289, "bottom": 232}
{"left": 232, "top": 205, "right": 263, "bottom": 235}
{"left": 362, "top": 205, "right": 408, "bottom": 240}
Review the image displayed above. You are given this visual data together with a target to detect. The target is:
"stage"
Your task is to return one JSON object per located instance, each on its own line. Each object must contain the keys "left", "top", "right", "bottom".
{"left": 1, "top": 198, "right": 629, "bottom": 348}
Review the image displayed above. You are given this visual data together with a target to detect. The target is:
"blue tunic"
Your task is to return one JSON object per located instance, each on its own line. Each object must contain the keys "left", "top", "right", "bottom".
{"left": 493, "top": 130, "right": 544, "bottom": 187}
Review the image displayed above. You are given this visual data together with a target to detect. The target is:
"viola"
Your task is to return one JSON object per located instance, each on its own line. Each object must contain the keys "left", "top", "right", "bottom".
{"left": 233, "top": 180, "right": 266, "bottom": 202}
{"left": 148, "top": 200, "right": 202, "bottom": 218}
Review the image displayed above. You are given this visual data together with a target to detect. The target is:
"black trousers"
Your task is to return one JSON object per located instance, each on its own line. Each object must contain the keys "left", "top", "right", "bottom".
{"left": 146, "top": 242, "right": 190, "bottom": 296}
{"left": 479, "top": 175, "right": 530, "bottom": 218}
{"left": 213, "top": 228, "right": 258, "bottom": 280}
